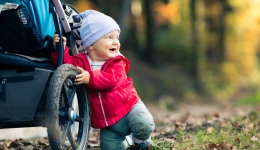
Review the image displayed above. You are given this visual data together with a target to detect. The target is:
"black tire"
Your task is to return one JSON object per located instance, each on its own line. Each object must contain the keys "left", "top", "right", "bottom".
{"left": 46, "top": 64, "right": 90, "bottom": 150}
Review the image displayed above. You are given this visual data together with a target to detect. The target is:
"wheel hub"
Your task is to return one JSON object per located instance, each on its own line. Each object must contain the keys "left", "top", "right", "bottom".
{"left": 69, "top": 109, "right": 77, "bottom": 121}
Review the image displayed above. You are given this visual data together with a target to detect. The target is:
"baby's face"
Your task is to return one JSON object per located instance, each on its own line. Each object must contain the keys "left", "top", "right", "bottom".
{"left": 90, "top": 30, "right": 120, "bottom": 62}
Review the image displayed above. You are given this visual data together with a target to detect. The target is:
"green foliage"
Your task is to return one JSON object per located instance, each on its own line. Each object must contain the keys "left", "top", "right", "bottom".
{"left": 238, "top": 91, "right": 260, "bottom": 105}
{"left": 153, "top": 0, "right": 260, "bottom": 102}
{"left": 155, "top": 24, "right": 192, "bottom": 66}
{"left": 124, "top": 50, "right": 198, "bottom": 103}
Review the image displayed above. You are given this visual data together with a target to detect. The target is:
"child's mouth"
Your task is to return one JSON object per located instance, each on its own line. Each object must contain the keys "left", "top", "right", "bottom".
{"left": 109, "top": 48, "right": 116, "bottom": 51}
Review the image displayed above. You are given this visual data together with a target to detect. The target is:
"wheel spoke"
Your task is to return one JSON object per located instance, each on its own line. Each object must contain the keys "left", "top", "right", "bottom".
{"left": 62, "top": 84, "right": 77, "bottom": 107}
{"left": 67, "top": 128, "right": 77, "bottom": 150}
{"left": 67, "top": 75, "right": 76, "bottom": 84}
{"left": 68, "top": 87, "right": 77, "bottom": 106}
{"left": 75, "top": 115, "right": 83, "bottom": 122}
{"left": 58, "top": 109, "right": 66, "bottom": 117}
{"left": 62, "top": 85, "right": 70, "bottom": 107}
{"left": 61, "top": 121, "right": 71, "bottom": 148}
{"left": 65, "top": 76, "right": 75, "bottom": 87}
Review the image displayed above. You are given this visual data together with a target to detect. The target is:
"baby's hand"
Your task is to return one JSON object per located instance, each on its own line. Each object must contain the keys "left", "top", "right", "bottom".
{"left": 53, "top": 34, "right": 67, "bottom": 50}
{"left": 75, "top": 66, "right": 90, "bottom": 85}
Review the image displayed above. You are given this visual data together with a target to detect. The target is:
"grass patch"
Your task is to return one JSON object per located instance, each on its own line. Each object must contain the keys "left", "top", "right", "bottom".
{"left": 237, "top": 92, "right": 260, "bottom": 106}
{"left": 151, "top": 111, "right": 260, "bottom": 150}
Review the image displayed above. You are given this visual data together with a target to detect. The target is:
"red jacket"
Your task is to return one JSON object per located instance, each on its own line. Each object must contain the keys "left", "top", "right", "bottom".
{"left": 51, "top": 47, "right": 139, "bottom": 128}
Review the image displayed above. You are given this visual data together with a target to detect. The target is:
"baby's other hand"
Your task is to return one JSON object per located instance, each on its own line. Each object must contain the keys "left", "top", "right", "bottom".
{"left": 53, "top": 34, "right": 67, "bottom": 50}
{"left": 75, "top": 66, "right": 90, "bottom": 85}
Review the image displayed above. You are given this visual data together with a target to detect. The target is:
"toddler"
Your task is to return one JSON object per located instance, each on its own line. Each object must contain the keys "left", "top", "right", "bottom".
{"left": 52, "top": 10, "right": 155, "bottom": 150}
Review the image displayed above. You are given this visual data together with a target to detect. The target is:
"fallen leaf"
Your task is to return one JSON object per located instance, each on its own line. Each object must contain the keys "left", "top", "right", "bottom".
{"left": 213, "top": 112, "right": 220, "bottom": 118}
{"left": 208, "top": 143, "right": 218, "bottom": 149}
{"left": 207, "top": 127, "right": 214, "bottom": 134}
{"left": 231, "top": 122, "right": 243, "bottom": 130}
{"left": 218, "top": 142, "right": 229, "bottom": 149}
{"left": 9, "top": 139, "right": 23, "bottom": 149}
{"left": 250, "top": 136, "right": 259, "bottom": 142}
{"left": 161, "top": 138, "right": 175, "bottom": 143}
{"left": 234, "top": 137, "right": 240, "bottom": 143}
{"left": 208, "top": 142, "right": 229, "bottom": 150}
{"left": 0, "top": 144, "right": 9, "bottom": 150}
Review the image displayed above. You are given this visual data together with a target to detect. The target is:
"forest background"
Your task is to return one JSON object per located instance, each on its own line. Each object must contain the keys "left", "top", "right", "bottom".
{"left": 64, "top": 0, "right": 260, "bottom": 108}
{"left": 2, "top": 0, "right": 260, "bottom": 149}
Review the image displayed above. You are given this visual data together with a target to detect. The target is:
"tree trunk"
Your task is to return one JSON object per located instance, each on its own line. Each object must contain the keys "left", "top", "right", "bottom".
{"left": 204, "top": 0, "right": 230, "bottom": 62}
{"left": 189, "top": 0, "right": 198, "bottom": 76}
{"left": 118, "top": 0, "right": 132, "bottom": 46}
{"left": 143, "top": 0, "right": 155, "bottom": 63}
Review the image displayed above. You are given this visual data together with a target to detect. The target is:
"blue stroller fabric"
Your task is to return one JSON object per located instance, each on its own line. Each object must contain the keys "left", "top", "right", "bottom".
{"left": 23, "top": 0, "right": 55, "bottom": 41}
{"left": 0, "top": 0, "right": 56, "bottom": 69}
{"left": 0, "top": 52, "right": 55, "bottom": 70}
{"left": 0, "top": 0, "right": 20, "bottom": 4}
{"left": 0, "top": 0, "right": 55, "bottom": 49}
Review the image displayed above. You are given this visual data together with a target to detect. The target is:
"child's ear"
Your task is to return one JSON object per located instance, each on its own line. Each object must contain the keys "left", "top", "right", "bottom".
{"left": 87, "top": 45, "right": 94, "bottom": 51}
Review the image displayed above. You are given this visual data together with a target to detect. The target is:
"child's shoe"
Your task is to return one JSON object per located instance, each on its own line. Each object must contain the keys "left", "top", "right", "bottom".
{"left": 140, "top": 145, "right": 153, "bottom": 150}
{"left": 126, "top": 144, "right": 138, "bottom": 150}
{"left": 126, "top": 134, "right": 154, "bottom": 150}
{"left": 134, "top": 140, "right": 154, "bottom": 150}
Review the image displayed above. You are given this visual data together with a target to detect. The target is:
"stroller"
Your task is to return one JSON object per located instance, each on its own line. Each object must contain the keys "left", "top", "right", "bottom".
{"left": 0, "top": 0, "right": 90, "bottom": 149}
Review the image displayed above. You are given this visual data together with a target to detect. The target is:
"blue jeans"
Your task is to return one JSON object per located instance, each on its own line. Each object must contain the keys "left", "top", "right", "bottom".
{"left": 100, "top": 100, "right": 155, "bottom": 150}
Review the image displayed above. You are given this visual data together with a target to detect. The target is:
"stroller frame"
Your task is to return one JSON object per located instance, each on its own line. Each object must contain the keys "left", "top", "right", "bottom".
{"left": 0, "top": 0, "right": 90, "bottom": 150}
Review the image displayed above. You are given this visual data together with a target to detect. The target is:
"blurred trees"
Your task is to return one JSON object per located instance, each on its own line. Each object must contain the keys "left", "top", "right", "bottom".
{"left": 62, "top": 0, "right": 260, "bottom": 101}
{"left": 198, "top": 0, "right": 260, "bottom": 100}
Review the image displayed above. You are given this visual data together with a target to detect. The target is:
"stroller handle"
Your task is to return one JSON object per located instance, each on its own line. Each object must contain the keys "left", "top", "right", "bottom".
{"left": 51, "top": 4, "right": 64, "bottom": 66}
{"left": 52, "top": 0, "right": 71, "bottom": 33}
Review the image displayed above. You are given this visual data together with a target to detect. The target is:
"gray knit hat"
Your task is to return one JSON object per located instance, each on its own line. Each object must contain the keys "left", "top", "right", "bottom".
{"left": 78, "top": 10, "right": 121, "bottom": 50}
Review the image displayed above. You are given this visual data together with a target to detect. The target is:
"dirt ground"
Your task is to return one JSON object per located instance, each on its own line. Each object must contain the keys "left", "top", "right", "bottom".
{"left": 0, "top": 102, "right": 258, "bottom": 150}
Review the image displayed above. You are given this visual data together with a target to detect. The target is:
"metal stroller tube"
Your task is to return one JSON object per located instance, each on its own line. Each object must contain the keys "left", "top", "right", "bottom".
{"left": 51, "top": 6, "right": 64, "bottom": 66}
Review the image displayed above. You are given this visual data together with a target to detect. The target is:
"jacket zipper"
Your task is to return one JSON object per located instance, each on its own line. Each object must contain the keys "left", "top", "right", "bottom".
{"left": 97, "top": 91, "right": 108, "bottom": 126}
{"left": 96, "top": 57, "right": 123, "bottom": 127}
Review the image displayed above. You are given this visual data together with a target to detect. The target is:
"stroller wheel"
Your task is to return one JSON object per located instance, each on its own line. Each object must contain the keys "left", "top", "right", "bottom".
{"left": 46, "top": 64, "right": 90, "bottom": 150}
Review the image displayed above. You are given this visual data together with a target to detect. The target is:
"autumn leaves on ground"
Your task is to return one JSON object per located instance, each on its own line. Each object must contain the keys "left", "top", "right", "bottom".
{"left": 0, "top": 102, "right": 260, "bottom": 150}
{"left": 151, "top": 103, "right": 260, "bottom": 150}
